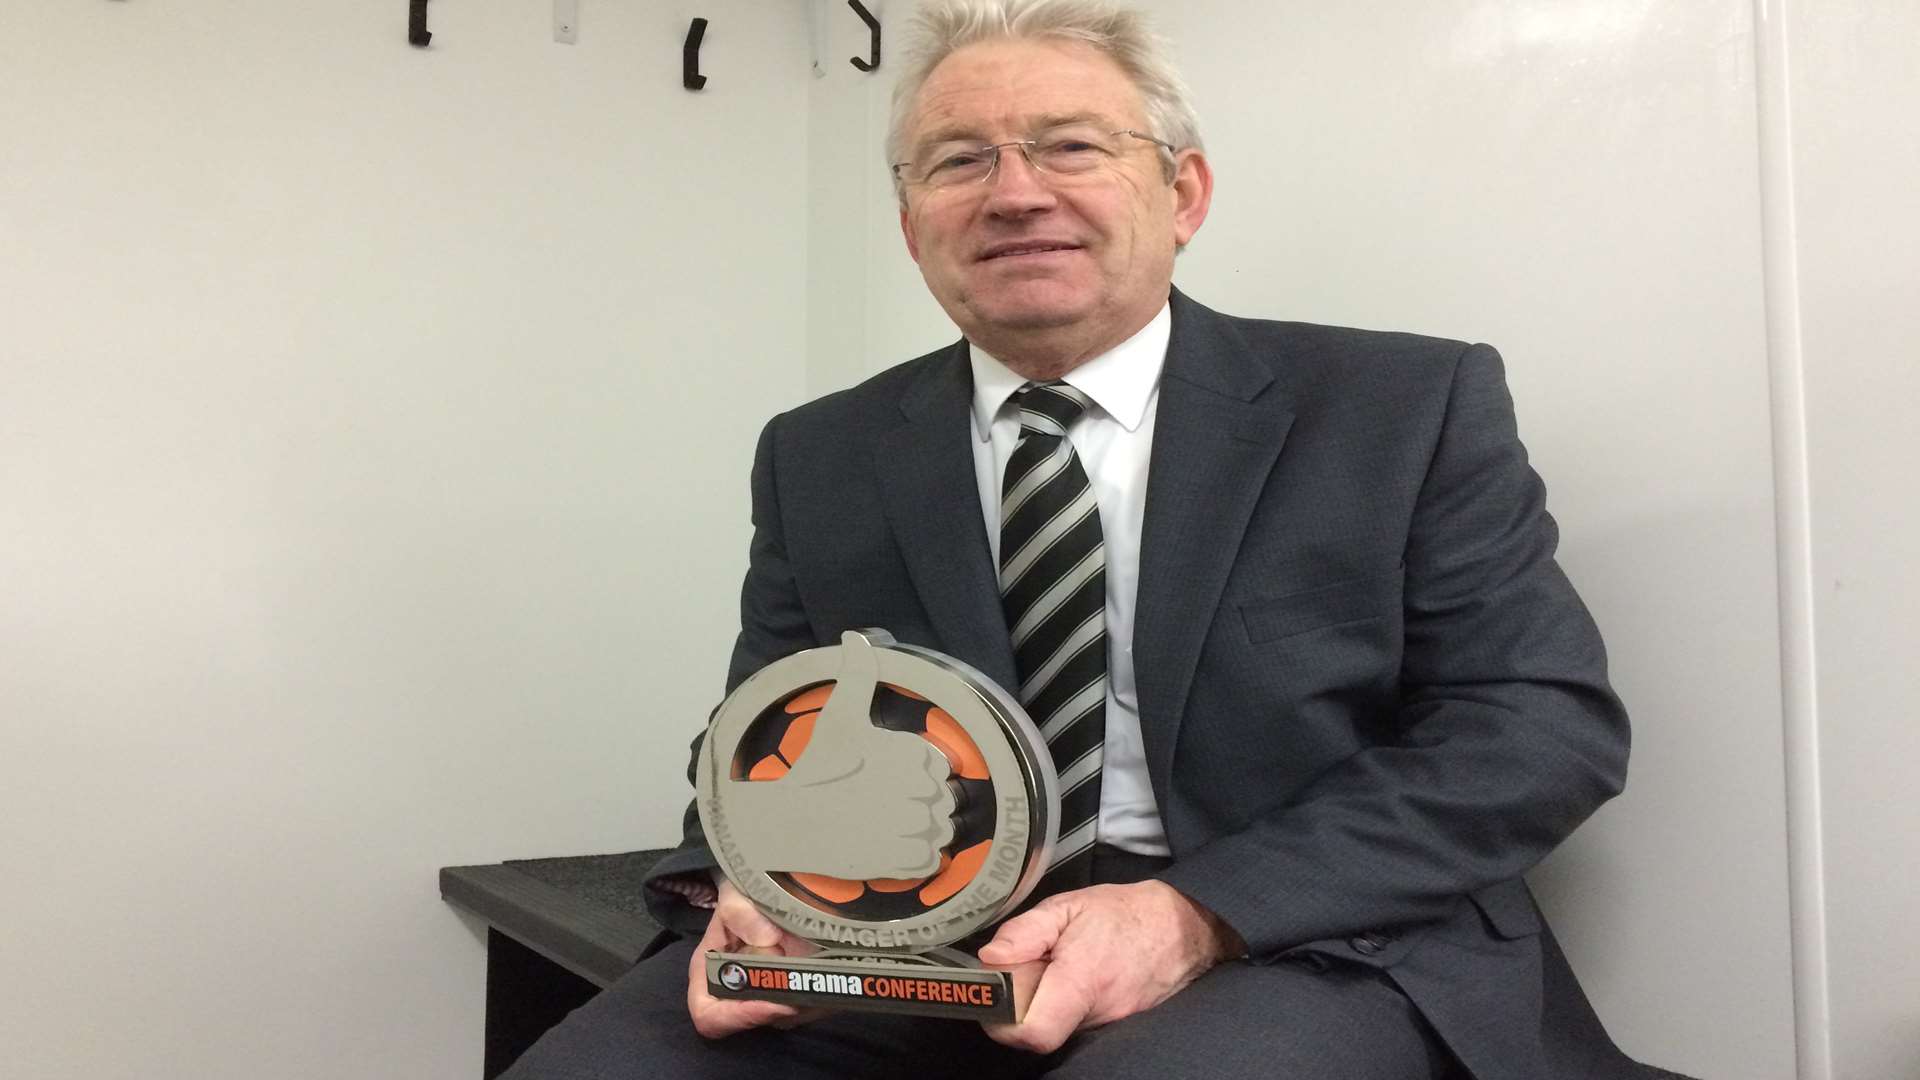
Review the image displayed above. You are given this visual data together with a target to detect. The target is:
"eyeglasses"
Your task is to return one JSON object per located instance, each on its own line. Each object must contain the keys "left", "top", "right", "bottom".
{"left": 892, "top": 128, "right": 1177, "bottom": 190}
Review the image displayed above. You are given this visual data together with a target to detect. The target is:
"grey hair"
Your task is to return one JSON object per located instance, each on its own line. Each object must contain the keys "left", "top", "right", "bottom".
{"left": 886, "top": 0, "right": 1203, "bottom": 194}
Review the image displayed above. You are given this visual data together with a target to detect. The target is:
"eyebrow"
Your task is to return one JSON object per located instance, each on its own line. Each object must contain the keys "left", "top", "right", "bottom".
{"left": 913, "top": 112, "right": 1114, "bottom": 151}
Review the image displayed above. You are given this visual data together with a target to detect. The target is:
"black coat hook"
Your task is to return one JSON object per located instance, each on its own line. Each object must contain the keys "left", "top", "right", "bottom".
{"left": 848, "top": 0, "right": 880, "bottom": 72}
{"left": 408, "top": 0, "right": 431, "bottom": 47}
{"left": 684, "top": 18, "right": 709, "bottom": 90}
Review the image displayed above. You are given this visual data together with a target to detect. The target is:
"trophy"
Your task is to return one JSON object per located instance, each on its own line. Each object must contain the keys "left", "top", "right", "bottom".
{"left": 697, "top": 628, "right": 1059, "bottom": 1021}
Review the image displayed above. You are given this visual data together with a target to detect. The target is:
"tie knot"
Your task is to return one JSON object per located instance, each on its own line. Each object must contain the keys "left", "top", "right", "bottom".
{"left": 1013, "top": 381, "right": 1092, "bottom": 437}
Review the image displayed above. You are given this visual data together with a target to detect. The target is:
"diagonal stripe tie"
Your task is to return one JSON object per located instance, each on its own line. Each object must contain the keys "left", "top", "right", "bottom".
{"left": 1000, "top": 381, "right": 1104, "bottom": 897}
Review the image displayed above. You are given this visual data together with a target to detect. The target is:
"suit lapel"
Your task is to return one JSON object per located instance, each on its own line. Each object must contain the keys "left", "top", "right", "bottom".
{"left": 870, "top": 297, "right": 1295, "bottom": 790}
{"left": 872, "top": 343, "right": 1020, "bottom": 691}
{"left": 1136, "top": 291, "right": 1295, "bottom": 801}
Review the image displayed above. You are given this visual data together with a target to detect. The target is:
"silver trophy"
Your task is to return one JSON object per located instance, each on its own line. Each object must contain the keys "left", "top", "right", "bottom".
{"left": 697, "top": 629, "right": 1059, "bottom": 1020}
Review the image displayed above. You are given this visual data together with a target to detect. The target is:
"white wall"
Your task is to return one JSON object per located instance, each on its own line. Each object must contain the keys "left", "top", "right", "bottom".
{"left": 814, "top": 3, "right": 1920, "bottom": 1078}
{"left": 1787, "top": 4, "right": 1920, "bottom": 1077}
{"left": 0, "top": 1, "right": 808, "bottom": 1077}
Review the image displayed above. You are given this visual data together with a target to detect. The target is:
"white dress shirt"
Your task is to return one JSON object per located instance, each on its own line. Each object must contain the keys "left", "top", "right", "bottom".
{"left": 968, "top": 303, "right": 1172, "bottom": 857}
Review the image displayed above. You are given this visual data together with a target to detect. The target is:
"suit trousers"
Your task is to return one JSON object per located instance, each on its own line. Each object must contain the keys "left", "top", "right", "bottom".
{"left": 501, "top": 847, "right": 1451, "bottom": 1080}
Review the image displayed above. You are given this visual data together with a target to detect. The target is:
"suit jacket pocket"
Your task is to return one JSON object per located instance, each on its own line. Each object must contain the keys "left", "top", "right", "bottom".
{"left": 1240, "top": 566, "right": 1405, "bottom": 644}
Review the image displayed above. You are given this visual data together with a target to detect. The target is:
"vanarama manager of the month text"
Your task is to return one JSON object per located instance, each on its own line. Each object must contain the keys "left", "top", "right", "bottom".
{"left": 503, "top": 2, "right": 1640, "bottom": 1079}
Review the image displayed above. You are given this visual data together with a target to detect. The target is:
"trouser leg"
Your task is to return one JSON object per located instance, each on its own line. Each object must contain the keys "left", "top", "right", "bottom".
{"left": 1042, "top": 958, "right": 1451, "bottom": 1080}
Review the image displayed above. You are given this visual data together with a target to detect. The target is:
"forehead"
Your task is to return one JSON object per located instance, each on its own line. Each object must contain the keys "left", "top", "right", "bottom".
{"left": 906, "top": 38, "right": 1145, "bottom": 144}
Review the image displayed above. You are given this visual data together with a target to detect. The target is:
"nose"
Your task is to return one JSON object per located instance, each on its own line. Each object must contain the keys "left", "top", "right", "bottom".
{"left": 981, "top": 145, "right": 1057, "bottom": 218}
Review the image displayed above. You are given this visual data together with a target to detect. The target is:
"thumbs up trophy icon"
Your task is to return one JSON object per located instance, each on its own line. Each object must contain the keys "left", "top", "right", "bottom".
{"left": 698, "top": 629, "right": 1060, "bottom": 1020}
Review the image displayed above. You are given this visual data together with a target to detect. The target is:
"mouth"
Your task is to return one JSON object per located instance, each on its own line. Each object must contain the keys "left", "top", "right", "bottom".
{"left": 977, "top": 241, "right": 1082, "bottom": 261}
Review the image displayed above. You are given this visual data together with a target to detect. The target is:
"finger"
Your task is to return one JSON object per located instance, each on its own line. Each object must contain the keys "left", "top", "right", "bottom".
{"left": 976, "top": 900, "right": 1070, "bottom": 966}
{"left": 691, "top": 995, "right": 805, "bottom": 1040}
{"left": 685, "top": 928, "right": 804, "bottom": 1039}
{"left": 768, "top": 1006, "right": 829, "bottom": 1030}
{"left": 691, "top": 903, "right": 734, "bottom": 956}
{"left": 716, "top": 894, "right": 786, "bottom": 951}
{"left": 981, "top": 962, "right": 1093, "bottom": 1054}
{"left": 775, "top": 929, "right": 821, "bottom": 957}
{"left": 997, "top": 958, "right": 1048, "bottom": 1021}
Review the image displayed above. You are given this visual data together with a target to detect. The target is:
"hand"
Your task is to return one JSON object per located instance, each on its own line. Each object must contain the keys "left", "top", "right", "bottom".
{"left": 686, "top": 878, "right": 825, "bottom": 1039}
{"left": 976, "top": 880, "right": 1245, "bottom": 1054}
{"left": 728, "top": 631, "right": 955, "bottom": 879}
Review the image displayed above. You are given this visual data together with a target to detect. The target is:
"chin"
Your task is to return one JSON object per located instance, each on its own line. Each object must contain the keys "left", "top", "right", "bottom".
{"left": 976, "top": 305, "right": 1085, "bottom": 331}
{"left": 964, "top": 290, "right": 1096, "bottom": 332}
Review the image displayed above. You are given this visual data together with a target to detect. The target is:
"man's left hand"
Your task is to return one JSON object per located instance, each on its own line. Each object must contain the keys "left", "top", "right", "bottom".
{"left": 975, "top": 879, "right": 1246, "bottom": 1054}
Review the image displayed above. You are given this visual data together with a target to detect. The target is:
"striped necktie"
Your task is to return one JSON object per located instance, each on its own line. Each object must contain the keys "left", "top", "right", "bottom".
{"left": 999, "top": 381, "right": 1105, "bottom": 892}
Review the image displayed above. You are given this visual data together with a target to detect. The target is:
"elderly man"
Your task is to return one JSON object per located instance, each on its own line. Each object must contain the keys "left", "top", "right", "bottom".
{"left": 505, "top": 2, "right": 1642, "bottom": 1078}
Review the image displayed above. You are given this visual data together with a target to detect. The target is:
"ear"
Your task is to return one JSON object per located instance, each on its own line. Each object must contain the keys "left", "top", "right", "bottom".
{"left": 1169, "top": 150, "right": 1214, "bottom": 247}
{"left": 900, "top": 205, "right": 922, "bottom": 263}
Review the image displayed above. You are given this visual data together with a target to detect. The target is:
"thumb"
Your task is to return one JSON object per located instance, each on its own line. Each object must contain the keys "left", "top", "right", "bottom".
{"left": 716, "top": 884, "right": 785, "bottom": 950}
{"left": 977, "top": 901, "right": 1068, "bottom": 966}
{"left": 729, "top": 908, "right": 784, "bottom": 950}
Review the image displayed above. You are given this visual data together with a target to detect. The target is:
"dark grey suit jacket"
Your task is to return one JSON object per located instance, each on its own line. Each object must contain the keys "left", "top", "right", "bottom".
{"left": 647, "top": 289, "right": 1639, "bottom": 1079}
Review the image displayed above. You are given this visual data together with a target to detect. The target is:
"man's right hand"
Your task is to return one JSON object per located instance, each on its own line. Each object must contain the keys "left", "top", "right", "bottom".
{"left": 685, "top": 879, "right": 824, "bottom": 1039}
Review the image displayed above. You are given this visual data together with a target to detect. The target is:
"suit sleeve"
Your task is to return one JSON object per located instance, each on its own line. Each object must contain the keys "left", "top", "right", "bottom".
{"left": 1157, "top": 342, "right": 1630, "bottom": 959}
{"left": 641, "top": 413, "right": 819, "bottom": 935}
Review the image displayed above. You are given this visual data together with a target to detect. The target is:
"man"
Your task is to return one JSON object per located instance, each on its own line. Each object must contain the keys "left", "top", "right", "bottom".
{"left": 506, "top": 1, "right": 1640, "bottom": 1077}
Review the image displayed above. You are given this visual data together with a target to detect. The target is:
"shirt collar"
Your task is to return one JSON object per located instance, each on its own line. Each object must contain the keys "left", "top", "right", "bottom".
{"left": 967, "top": 301, "right": 1171, "bottom": 441}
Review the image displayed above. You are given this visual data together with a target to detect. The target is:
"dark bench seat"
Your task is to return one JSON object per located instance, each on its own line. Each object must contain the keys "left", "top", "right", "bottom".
{"left": 441, "top": 848, "right": 672, "bottom": 1077}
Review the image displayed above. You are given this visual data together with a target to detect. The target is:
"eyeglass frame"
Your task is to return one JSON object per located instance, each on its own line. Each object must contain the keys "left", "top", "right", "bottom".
{"left": 890, "top": 129, "right": 1180, "bottom": 188}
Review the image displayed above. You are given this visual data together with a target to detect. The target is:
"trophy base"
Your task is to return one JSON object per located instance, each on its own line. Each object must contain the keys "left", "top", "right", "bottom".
{"left": 705, "top": 946, "right": 1029, "bottom": 1022}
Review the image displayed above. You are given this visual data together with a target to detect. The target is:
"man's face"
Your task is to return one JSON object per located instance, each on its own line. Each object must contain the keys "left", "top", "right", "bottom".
{"left": 897, "top": 39, "right": 1210, "bottom": 358}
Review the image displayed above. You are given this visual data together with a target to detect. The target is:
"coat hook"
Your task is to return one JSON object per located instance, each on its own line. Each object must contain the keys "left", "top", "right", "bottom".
{"left": 848, "top": 0, "right": 880, "bottom": 72}
{"left": 684, "top": 18, "right": 709, "bottom": 90}
{"left": 408, "top": 0, "right": 431, "bottom": 47}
